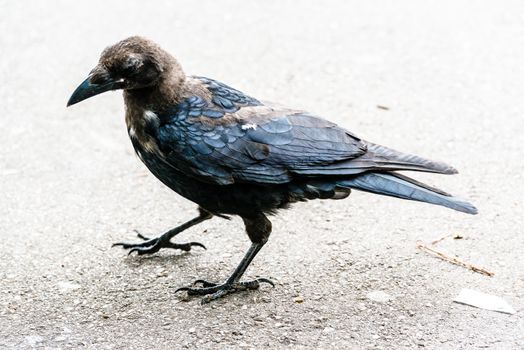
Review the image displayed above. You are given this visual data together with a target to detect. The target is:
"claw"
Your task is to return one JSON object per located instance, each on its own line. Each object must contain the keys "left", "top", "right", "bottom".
{"left": 188, "top": 242, "right": 207, "bottom": 250}
{"left": 256, "top": 278, "right": 275, "bottom": 288}
{"left": 127, "top": 246, "right": 156, "bottom": 256}
{"left": 174, "top": 286, "right": 191, "bottom": 294}
{"left": 135, "top": 231, "right": 150, "bottom": 241}
{"left": 192, "top": 279, "right": 217, "bottom": 288}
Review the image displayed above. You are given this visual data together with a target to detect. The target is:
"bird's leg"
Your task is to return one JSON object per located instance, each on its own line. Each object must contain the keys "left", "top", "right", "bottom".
{"left": 112, "top": 207, "right": 212, "bottom": 255}
{"left": 175, "top": 212, "right": 274, "bottom": 304}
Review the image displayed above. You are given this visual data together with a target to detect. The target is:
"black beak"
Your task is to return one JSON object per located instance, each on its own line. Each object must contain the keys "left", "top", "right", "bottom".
{"left": 67, "top": 76, "right": 125, "bottom": 107}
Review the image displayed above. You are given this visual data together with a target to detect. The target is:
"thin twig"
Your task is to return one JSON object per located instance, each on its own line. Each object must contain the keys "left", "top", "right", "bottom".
{"left": 416, "top": 240, "right": 494, "bottom": 277}
{"left": 430, "top": 233, "right": 453, "bottom": 246}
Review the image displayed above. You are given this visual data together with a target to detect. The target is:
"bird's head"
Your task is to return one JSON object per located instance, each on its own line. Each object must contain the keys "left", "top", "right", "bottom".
{"left": 67, "top": 36, "right": 180, "bottom": 106}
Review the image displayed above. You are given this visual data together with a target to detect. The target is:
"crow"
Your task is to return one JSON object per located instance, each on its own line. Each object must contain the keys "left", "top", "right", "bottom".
{"left": 68, "top": 36, "right": 477, "bottom": 303}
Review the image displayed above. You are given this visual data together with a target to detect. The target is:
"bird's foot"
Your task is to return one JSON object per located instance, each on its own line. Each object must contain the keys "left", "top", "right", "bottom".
{"left": 175, "top": 278, "right": 274, "bottom": 304}
{"left": 112, "top": 231, "right": 206, "bottom": 256}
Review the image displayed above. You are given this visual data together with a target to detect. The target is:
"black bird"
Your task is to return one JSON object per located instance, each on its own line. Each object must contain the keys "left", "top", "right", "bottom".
{"left": 68, "top": 36, "right": 477, "bottom": 303}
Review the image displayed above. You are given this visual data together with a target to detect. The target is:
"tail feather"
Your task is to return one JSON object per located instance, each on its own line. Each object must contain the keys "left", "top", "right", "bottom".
{"left": 355, "top": 142, "right": 459, "bottom": 175}
{"left": 293, "top": 142, "right": 458, "bottom": 177}
{"left": 338, "top": 172, "right": 477, "bottom": 214}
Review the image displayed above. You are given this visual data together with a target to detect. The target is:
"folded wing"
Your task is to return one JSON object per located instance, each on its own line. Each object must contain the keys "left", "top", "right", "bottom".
{"left": 154, "top": 78, "right": 456, "bottom": 186}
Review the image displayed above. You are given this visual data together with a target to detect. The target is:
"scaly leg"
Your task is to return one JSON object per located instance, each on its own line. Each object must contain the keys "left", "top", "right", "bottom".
{"left": 112, "top": 207, "right": 212, "bottom": 255}
{"left": 175, "top": 212, "right": 274, "bottom": 304}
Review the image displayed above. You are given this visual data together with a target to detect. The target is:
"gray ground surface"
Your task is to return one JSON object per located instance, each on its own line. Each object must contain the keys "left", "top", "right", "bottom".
{"left": 1, "top": 1, "right": 523, "bottom": 349}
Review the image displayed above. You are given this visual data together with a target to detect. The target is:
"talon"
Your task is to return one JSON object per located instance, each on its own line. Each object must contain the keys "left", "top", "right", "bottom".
{"left": 174, "top": 287, "right": 191, "bottom": 294}
{"left": 256, "top": 278, "right": 275, "bottom": 287}
{"left": 193, "top": 279, "right": 217, "bottom": 287}
{"left": 128, "top": 248, "right": 139, "bottom": 256}
{"left": 135, "top": 232, "right": 150, "bottom": 241}
{"left": 189, "top": 242, "right": 207, "bottom": 250}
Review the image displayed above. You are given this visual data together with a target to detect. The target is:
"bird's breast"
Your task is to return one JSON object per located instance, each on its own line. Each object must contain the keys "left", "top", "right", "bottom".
{"left": 126, "top": 109, "right": 162, "bottom": 154}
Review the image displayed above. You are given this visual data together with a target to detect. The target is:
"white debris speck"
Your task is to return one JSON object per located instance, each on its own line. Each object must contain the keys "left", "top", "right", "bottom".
{"left": 366, "top": 290, "right": 393, "bottom": 303}
{"left": 453, "top": 288, "right": 516, "bottom": 314}
{"left": 322, "top": 326, "right": 335, "bottom": 334}
{"left": 57, "top": 281, "right": 81, "bottom": 293}
{"left": 241, "top": 123, "right": 257, "bottom": 130}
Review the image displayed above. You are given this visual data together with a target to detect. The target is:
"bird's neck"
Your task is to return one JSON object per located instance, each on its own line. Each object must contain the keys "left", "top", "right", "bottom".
{"left": 125, "top": 72, "right": 185, "bottom": 110}
{"left": 124, "top": 65, "right": 186, "bottom": 132}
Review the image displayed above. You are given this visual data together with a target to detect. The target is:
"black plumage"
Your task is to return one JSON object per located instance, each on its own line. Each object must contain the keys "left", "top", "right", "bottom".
{"left": 68, "top": 36, "right": 477, "bottom": 303}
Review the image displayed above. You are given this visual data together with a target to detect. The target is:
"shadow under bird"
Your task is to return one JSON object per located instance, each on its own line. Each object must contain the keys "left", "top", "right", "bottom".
{"left": 68, "top": 36, "right": 477, "bottom": 304}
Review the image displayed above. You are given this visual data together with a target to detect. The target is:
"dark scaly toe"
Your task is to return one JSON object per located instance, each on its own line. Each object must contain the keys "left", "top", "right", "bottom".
{"left": 112, "top": 231, "right": 206, "bottom": 256}
{"left": 174, "top": 284, "right": 226, "bottom": 296}
{"left": 201, "top": 278, "right": 275, "bottom": 304}
{"left": 112, "top": 231, "right": 157, "bottom": 249}
{"left": 127, "top": 241, "right": 206, "bottom": 256}
{"left": 236, "top": 278, "right": 275, "bottom": 289}
{"left": 175, "top": 277, "right": 274, "bottom": 304}
{"left": 201, "top": 289, "right": 230, "bottom": 303}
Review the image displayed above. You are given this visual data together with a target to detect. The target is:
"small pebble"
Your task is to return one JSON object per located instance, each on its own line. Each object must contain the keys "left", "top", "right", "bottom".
{"left": 366, "top": 290, "right": 393, "bottom": 303}
{"left": 293, "top": 296, "right": 304, "bottom": 303}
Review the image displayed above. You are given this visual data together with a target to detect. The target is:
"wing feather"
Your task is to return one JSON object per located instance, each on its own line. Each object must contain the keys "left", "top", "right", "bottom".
{"left": 154, "top": 76, "right": 455, "bottom": 186}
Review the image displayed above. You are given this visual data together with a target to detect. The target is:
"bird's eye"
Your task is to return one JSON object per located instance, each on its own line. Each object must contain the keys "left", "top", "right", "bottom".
{"left": 121, "top": 56, "right": 142, "bottom": 75}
